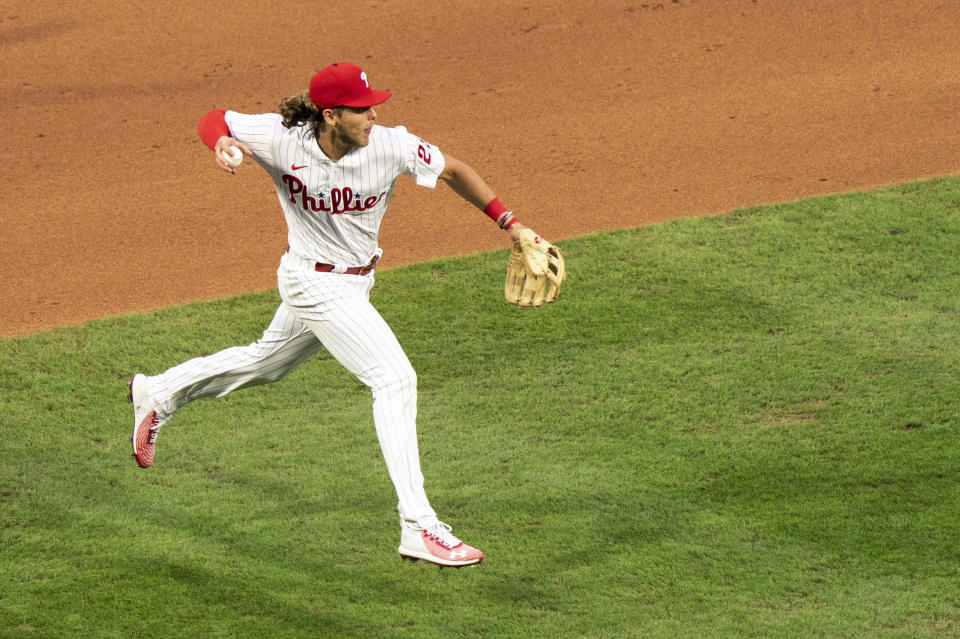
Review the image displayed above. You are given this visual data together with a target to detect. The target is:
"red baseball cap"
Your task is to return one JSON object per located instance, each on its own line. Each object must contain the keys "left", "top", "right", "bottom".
{"left": 308, "top": 62, "right": 392, "bottom": 109}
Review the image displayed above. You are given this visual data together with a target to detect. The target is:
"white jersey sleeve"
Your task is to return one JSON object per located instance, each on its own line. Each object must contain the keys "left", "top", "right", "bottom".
{"left": 223, "top": 111, "right": 284, "bottom": 171}
{"left": 394, "top": 125, "right": 445, "bottom": 188}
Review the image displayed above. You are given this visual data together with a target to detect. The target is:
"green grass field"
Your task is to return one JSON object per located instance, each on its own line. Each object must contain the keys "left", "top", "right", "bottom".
{"left": 2, "top": 178, "right": 960, "bottom": 638}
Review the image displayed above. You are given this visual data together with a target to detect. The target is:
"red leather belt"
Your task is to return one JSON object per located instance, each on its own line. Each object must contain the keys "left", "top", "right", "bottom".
{"left": 286, "top": 246, "right": 380, "bottom": 276}
{"left": 313, "top": 253, "right": 380, "bottom": 276}
{"left": 314, "top": 261, "right": 375, "bottom": 276}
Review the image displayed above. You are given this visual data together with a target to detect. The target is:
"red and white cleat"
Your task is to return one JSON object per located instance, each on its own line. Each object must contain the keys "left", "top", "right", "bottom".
{"left": 128, "top": 374, "right": 160, "bottom": 468}
{"left": 398, "top": 520, "right": 484, "bottom": 567}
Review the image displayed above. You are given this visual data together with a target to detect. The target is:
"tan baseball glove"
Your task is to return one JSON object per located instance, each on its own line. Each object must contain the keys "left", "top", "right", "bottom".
{"left": 505, "top": 228, "right": 566, "bottom": 306}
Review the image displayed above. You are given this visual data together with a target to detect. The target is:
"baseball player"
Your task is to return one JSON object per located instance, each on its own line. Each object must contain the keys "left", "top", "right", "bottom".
{"left": 128, "top": 62, "right": 562, "bottom": 567}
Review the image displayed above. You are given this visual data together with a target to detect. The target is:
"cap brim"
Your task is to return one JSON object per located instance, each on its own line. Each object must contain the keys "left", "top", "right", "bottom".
{"left": 341, "top": 90, "right": 392, "bottom": 108}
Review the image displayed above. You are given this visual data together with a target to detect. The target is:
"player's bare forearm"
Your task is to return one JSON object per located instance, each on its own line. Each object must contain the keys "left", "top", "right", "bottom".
{"left": 438, "top": 155, "right": 498, "bottom": 210}
{"left": 439, "top": 154, "right": 527, "bottom": 240}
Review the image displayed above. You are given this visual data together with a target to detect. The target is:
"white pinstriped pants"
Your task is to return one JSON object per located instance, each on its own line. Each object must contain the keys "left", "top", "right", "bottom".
{"left": 144, "top": 251, "right": 438, "bottom": 527}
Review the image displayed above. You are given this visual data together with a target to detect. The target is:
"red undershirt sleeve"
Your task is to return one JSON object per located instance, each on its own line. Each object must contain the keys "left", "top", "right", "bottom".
{"left": 197, "top": 109, "right": 230, "bottom": 150}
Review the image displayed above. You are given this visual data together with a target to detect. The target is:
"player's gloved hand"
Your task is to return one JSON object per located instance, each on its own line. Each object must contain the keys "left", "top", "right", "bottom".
{"left": 504, "top": 227, "right": 566, "bottom": 307}
{"left": 214, "top": 136, "right": 252, "bottom": 175}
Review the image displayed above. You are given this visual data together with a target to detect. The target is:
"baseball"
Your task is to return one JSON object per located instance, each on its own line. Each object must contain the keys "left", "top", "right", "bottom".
{"left": 223, "top": 146, "right": 243, "bottom": 168}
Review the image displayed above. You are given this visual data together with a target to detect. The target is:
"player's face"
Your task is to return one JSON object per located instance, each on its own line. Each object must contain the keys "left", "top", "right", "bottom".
{"left": 335, "top": 106, "right": 377, "bottom": 147}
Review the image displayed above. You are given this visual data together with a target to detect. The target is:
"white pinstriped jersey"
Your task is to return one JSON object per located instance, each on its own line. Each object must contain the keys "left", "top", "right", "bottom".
{"left": 224, "top": 111, "right": 445, "bottom": 267}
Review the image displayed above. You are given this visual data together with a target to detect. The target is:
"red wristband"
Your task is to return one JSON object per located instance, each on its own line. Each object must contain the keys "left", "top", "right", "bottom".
{"left": 483, "top": 197, "right": 507, "bottom": 218}
{"left": 483, "top": 198, "right": 517, "bottom": 230}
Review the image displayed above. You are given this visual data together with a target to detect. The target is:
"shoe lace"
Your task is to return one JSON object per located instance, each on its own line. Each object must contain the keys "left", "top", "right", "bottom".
{"left": 147, "top": 413, "right": 161, "bottom": 441}
{"left": 148, "top": 410, "right": 170, "bottom": 434}
{"left": 425, "top": 522, "right": 462, "bottom": 549}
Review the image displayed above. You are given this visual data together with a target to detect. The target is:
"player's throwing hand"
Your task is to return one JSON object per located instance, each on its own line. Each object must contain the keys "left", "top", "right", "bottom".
{"left": 213, "top": 136, "right": 252, "bottom": 174}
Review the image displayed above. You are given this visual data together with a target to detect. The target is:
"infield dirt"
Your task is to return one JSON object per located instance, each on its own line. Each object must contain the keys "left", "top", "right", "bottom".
{"left": 2, "top": 0, "right": 958, "bottom": 337}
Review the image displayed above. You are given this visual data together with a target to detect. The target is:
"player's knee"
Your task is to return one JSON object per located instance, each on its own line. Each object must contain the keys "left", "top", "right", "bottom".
{"left": 245, "top": 339, "right": 275, "bottom": 358}
{"left": 392, "top": 364, "right": 417, "bottom": 394}
{"left": 373, "top": 362, "right": 417, "bottom": 396}
{"left": 235, "top": 338, "right": 307, "bottom": 383}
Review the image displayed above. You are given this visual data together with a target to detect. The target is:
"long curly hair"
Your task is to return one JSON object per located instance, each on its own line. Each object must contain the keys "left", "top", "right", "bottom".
{"left": 278, "top": 91, "right": 342, "bottom": 133}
